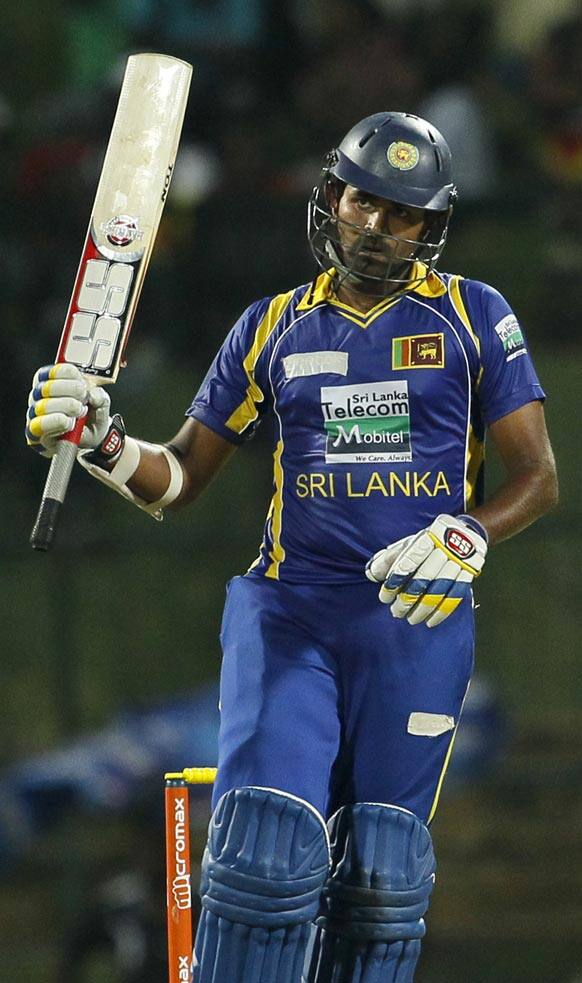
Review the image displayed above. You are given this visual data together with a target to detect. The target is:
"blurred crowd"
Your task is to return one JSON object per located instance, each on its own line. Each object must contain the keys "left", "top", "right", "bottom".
{"left": 3, "top": 0, "right": 582, "bottom": 466}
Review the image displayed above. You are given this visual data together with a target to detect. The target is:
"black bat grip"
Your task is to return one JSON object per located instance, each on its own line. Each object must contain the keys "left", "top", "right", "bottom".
{"left": 30, "top": 437, "right": 79, "bottom": 551}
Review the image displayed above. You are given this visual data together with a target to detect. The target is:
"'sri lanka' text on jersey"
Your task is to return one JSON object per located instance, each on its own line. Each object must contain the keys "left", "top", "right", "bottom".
{"left": 188, "top": 264, "right": 544, "bottom": 583}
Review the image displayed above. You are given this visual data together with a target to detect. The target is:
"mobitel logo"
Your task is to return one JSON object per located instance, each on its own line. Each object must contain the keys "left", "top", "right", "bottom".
{"left": 172, "top": 797, "right": 191, "bottom": 910}
{"left": 321, "top": 381, "right": 412, "bottom": 464}
{"left": 494, "top": 314, "right": 526, "bottom": 362}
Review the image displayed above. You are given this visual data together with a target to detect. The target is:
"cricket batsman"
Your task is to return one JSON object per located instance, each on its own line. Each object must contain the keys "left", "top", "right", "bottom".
{"left": 26, "top": 113, "right": 558, "bottom": 981}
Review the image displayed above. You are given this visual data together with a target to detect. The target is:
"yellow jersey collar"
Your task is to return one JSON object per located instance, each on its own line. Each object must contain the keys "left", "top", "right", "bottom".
{"left": 297, "top": 263, "right": 447, "bottom": 314}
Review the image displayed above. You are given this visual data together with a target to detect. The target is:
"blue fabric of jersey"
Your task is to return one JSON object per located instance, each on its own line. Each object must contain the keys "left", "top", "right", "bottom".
{"left": 213, "top": 575, "right": 474, "bottom": 823}
{"left": 187, "top": 270, "right": 544, "bottom": 584}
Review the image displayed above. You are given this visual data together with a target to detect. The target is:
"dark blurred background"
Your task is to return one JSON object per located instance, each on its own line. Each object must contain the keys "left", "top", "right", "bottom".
{"left": 1, "top": 0, "right": 581, "bottom": 980}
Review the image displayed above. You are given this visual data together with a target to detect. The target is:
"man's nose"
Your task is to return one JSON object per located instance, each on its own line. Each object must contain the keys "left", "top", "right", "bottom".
{"left": 365, "top": 209, "right": 388, "bottom": 234}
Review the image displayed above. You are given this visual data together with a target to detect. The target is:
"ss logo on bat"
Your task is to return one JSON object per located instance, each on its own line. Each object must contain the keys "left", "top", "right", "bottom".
{"left": 63, "top": 259, "right": 134, "bottom": 372}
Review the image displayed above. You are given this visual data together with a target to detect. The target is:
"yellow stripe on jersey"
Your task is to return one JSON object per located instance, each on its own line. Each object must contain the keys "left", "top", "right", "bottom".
{"left": 297, "top": 271, "right": 384, "bottom": 327}
{"left": 466, "top": 424, "right": 485, "bottom": 510}
{"left": 226, "top": 290, "right": 294, "bottom": 436}
{"left": 296, "top": 270, "right": 334, "bottom": 310}
{"left": 448, "top": 277, "right": 484, "bottom": 509}
{"left": 358, "top": 265, "right": 447, "bottom": 327}
{"left": 265, "top": 440, "right": 285, "bottom": 579}
{"left": 448, "top": 275, "right": 480, "bottom": 355}
{"left": 327, "top": 306, "right": 373, "bottom": 329}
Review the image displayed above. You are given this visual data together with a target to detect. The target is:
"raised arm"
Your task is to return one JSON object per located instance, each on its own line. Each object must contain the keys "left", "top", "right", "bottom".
{"left": 26, "top": 364, "right": 238, "bottom": 519}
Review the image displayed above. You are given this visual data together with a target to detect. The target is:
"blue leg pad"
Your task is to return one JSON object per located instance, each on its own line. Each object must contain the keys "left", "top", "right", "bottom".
{"left": 304, "top": 803, "right": 436, "bottom": 983}
{"left": 193, "top": 786, "right": 330, "bottom": 983}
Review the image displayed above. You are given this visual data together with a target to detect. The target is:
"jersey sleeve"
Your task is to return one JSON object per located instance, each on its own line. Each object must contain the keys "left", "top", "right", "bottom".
{"left": 463, "top": 280, "right": 546, "bottom": 426}
{"left": 186, "top": 294, "right": 289, "bottom": 444}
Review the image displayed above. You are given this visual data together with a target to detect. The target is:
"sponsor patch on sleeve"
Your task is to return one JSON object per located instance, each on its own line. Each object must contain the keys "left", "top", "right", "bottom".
{"left": 494, "top": 314, "right": 527, "bottom": 361}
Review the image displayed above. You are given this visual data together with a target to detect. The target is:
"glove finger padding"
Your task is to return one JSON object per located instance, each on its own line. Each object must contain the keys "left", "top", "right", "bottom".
{"left": 377, "top": 530, "right": 432, "bottom": 604}
{"left": 425, "top": 567, "right": 473, "bottom": 628}
{"left": 388, "top": 548, "right": 449, "bottom": 619}
{"left": 403, "top": 558, "right": 464, "bottom": 626}
{"left": 26, "top": 406, "right": 79, "bottom": 457}
{"left": 27, "top": 394, "right": 87, "bottom": 424}
{"left": 368, "top": 514, "right": 487, "bottom": 627}
{"left": 31, "top": 362, "right": 88, "bottom": 390}
{"left": 30, "top": 377, "right": 88, "bottom": 403}
{"left": 27, "top": 364, "right": 87, "bottom": 452}
{"left": 26, "top": 363, "right": 110, "bottom": 456}
{"left": 365, "top": 533, "right": 414, "bottom": 584}
{"left": 80, "top": 386, "right": 111, "bottom": 448}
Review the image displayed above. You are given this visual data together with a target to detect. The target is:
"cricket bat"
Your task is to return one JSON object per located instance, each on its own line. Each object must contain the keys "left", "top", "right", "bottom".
{"left": 30, "top": 53, "right": 193, "bottom": 551}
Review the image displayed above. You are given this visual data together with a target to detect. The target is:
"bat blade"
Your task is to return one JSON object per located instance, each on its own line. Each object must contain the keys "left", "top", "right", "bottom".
{"left": 31, "top": 53, "right": 193, "bottom": 551}
{"left": 58, "top": 53, "right": 192, "bottom": 383}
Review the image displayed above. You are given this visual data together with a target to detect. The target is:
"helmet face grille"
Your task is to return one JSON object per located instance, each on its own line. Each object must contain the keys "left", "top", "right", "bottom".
{"left": 307, "top": 175, "right": 452, "bottom": 295}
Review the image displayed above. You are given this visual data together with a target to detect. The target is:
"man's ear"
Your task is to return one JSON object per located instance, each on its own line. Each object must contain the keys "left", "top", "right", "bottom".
{"left": 325, "top": 178, "right": 344, "bottom": 216}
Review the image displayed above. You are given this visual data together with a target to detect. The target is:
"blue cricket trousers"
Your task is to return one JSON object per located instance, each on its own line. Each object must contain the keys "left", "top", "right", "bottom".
{"left": 213, "top": 574, "right": 474, "bottom": 823}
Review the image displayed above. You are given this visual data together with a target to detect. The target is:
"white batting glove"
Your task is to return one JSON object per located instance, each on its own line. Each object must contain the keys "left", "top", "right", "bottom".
{"left": 366, "top": 514, "right": 488, "bottom": 628}
{"left": 26, "top": 364, "right": 111, "bottom": 458}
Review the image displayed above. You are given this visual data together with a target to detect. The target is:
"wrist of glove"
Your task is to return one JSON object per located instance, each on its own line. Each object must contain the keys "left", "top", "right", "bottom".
{"left": 82, "top": 414, "right": 127, "bottom": 469}
{"left": 26, "top": 363, "right": 110, "bottom": 458}
{"left": 366, "top": 513, "right": 488, "bottom": 628}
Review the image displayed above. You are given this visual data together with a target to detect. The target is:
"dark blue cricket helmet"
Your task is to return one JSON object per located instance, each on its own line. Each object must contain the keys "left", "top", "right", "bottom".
{"left": 308, "top": 112, "right": 458, "bottom": 292}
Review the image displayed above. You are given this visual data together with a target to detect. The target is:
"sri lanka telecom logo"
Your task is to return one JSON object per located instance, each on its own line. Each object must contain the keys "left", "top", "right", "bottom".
{"left": 494, "top": 314, "right": 527, "bottom": 361}
{"left": 321, "top": 381, "right": 412, "bottom": 463}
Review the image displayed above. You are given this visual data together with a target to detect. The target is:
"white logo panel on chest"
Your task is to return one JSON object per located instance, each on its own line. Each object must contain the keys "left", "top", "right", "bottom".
{"left": 321, "top": 381, "right": 412, "bottom": 464}
{"left": 282, "top": 350, "right": 348, "bottom": 378}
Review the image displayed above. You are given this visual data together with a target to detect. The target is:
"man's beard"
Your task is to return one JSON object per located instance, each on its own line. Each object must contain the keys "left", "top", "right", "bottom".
{"left": 335, "top": 236, "right": 416, "bottom": 295}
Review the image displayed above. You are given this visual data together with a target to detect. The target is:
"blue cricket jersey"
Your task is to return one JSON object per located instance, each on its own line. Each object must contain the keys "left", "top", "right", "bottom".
{"left": 187, "top": 263, "right": 544, "bottom": 582}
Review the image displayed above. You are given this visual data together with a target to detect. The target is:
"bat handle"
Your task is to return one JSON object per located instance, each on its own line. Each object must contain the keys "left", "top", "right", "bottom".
{"left": 30, "top": 414, "right": 86, "bottom": 551}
